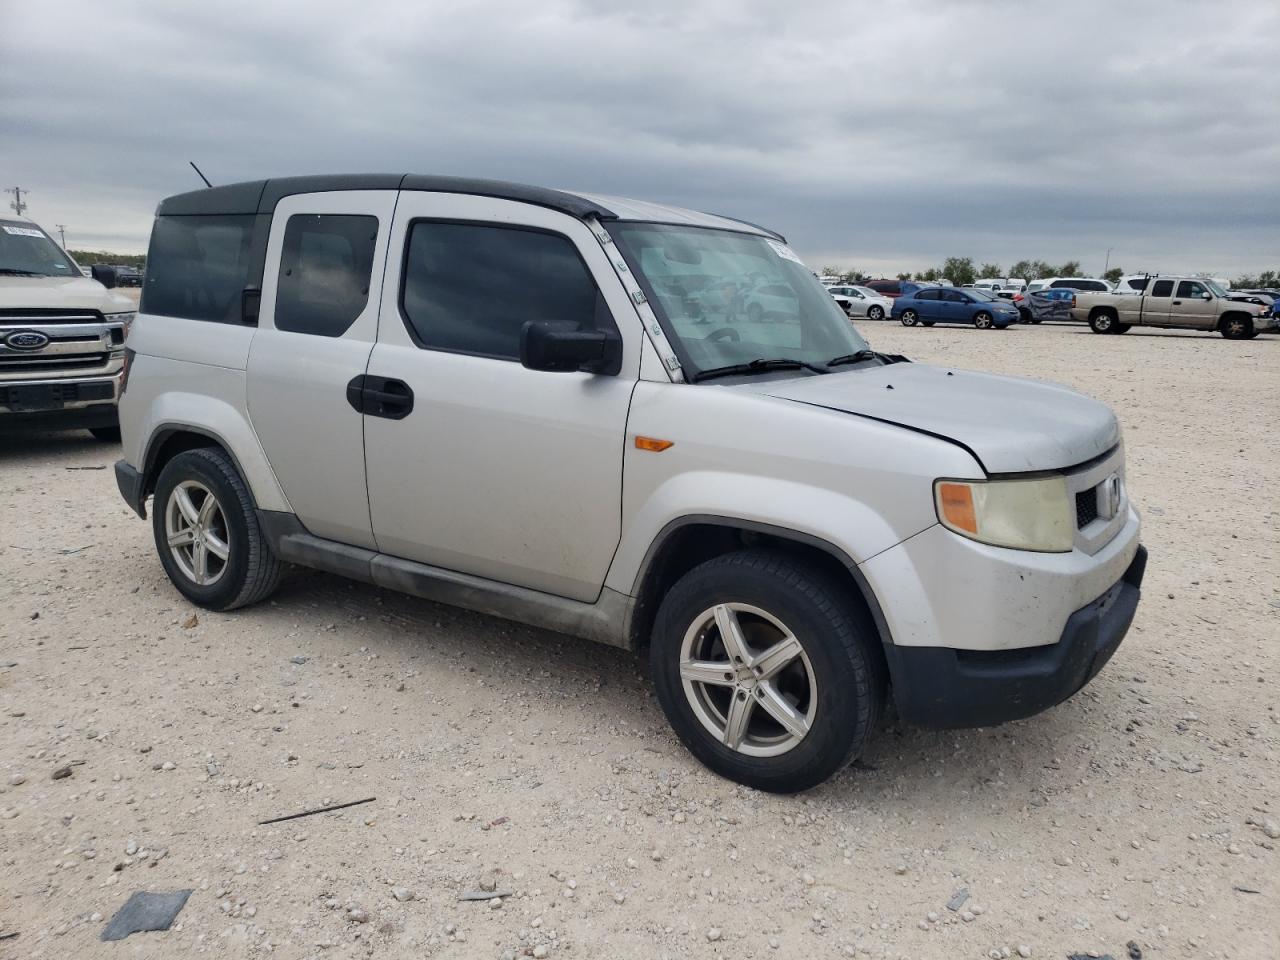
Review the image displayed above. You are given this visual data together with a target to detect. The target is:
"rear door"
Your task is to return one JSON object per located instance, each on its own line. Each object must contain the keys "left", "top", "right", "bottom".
{"left": 362, "top": 193, "right": 640, "bottom": 602}
{"left": 1140, "top": 279, "right": 1175, "bottom": 325}
{"left": 1168, "top": 279, "right": 1215, "bottom": 328}
{"left": 246, "top": 190, "right": 395, "bottom": 548}
{"left": 912, "top": 288, "right": 939, "bottom": 320}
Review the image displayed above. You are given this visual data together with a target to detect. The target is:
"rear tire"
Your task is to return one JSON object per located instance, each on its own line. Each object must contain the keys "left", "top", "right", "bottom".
{"left": 900, "top": 309, "right": 919, "bottom": 326}
{"left": 651, "top": 550, "right": 883, "bottom": 793}
{"left": 1089, "top": 311, "right": 1117, "bottom": 334}
{"left": 89, "top": 425, "right": 121, "bottom": 443}
{"left": 152, "top": 448, "right": 283, "bottom": 611}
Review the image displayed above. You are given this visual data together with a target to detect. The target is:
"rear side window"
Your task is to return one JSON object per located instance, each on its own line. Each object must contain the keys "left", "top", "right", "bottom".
{"left": 915, "top": 289, "right": 938, "bottom": 301}
{"left": 143, "top": 215, "right": 256, "bottom": 323}
{"left": 1125, "top": 278, "right": 1149, "bottom": 292}
{"left": 1150, "top": 280, "right": 1174, "bottom": 297}
{"left": 275, "top": 214, "right": 378, "bottom": 337}
{"left": 400, "top": 221, "right": 608, "bottom": 361}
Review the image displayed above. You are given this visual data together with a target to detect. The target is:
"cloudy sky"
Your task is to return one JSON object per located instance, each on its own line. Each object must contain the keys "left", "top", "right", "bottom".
{"left": 3, "top": 0, "right": 1277, "bottom": 277}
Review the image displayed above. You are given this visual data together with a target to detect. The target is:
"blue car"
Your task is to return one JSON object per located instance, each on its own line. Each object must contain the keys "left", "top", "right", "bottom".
{"left": 892, "top": 286, "right": 1019, "bottom": 329}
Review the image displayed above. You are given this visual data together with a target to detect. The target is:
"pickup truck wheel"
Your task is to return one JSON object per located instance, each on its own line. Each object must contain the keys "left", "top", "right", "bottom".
{"left": 651, "top": 550, "right": 882, "bottom": 793}
{"left": 867, "top": 305, "right": 884, "bottom": 321}
{"left": 152, "top": 448, "right": 283, "bottom": 611}
{"left": 900, "top": 309, "right": 919, "bottom": 326}
{"left": 973, "top": 312, "right": 994, "bottom": 329}
{"left": 1089, "top": 311, "right": 1117, "bottom": 334}
{"left": 1220, "top": 315, "right": 1253, "bottom": 340}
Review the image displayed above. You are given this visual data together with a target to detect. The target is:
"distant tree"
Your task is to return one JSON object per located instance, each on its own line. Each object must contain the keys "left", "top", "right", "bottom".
{"left": 820, "top": 265, "right": 843, "bottom": 278}
{"left": 1057, "top": 260, "right": 1082, "bottom": 277}
{"left": 1030, "top": 260, "right": 1054, "bottom": 279}
{"left": 917, "top": 267, "right": 942, "bottom": 281}
{"left": 69, "top": 250, "right": 147, "bottom": 269}
{"left": 978, "top": 262, "right": 1002, "bottom": 279}
{"left": 1236, "top": 269, "right": 1279, "bottom": 288}
{"left": 1104, "top": 267, "right": 1123, "bottom": 284}
{"left": 896, "top": 272, "right": 912, "bottom": 281}
{"left": 1008, "top": 260, "right": 1034, "bottom": 280}
{"left": 942, "top": 257, "right": 976, "bottom": 286}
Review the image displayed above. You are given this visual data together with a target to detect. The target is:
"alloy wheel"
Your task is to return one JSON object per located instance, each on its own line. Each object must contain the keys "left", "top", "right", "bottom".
{"left": 164, "top": 480, "right": 230, "bottom": 586}
{"left": 678, "top": 602, "right": 817, "bottom": 757}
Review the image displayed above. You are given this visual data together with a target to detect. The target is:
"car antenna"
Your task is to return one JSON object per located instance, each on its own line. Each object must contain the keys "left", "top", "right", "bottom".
{"left": 189, "top": 161, "right": 214, "bottom": 189}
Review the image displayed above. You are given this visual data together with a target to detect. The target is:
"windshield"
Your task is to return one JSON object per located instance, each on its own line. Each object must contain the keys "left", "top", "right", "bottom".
{"left": 0, "top": 220, "right": 80, "bottom": 277}
{"left": 1203, "top": 279, "right": 1228, "bottom": 297}
{"left": 609, "top": 223, "right": 870, "bottom": 378}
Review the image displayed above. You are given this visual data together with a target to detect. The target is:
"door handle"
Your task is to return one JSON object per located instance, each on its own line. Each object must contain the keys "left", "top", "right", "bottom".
{"left": 346, "top": 375, "right": 414, "bottom": 420}
{"left": 1172, "top": 300, "right": 1182, "bottom": 305}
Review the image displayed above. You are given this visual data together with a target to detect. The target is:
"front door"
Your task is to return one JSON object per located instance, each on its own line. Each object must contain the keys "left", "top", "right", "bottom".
{"left": 246, "top": 190, "right": 396, "bottom": 548}
{"left": 363, "top": 193, "right": 640, "bottom": 602}
{"left": 1167, "top": 279, "right": 1215, "bottom": 328}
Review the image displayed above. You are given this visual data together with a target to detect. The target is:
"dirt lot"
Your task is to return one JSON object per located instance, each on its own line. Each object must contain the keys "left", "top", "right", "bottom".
{"left": 1, "top": 321, "right": 1277, "bottom": 960}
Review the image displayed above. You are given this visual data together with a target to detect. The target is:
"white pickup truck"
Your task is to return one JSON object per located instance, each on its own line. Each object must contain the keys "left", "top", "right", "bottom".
{"left": 1070, "top": 276, "right": 1275, "bottom": 339}
{"left": 1, "top": 217, "right": 137, "bottom": 439}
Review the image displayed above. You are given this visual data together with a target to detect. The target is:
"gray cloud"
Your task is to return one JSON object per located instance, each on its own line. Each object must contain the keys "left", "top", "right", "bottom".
{"left": 2, "top": 0, "right": 1276, "bottom": 277}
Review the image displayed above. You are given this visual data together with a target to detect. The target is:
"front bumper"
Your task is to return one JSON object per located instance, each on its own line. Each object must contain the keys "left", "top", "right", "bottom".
{"left": 886, "top": 545, "right": 1146, "bottom": 728}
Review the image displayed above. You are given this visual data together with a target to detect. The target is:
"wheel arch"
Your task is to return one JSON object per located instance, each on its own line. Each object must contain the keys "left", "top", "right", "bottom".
{"left": 138, "top": 425, "right": 263, "bottom": 518}
{"left": 1218, "top": 311, "right": 1255, "bottom": 334}
{"left": 627, "top": 515, "right": 894, "bottom": 674}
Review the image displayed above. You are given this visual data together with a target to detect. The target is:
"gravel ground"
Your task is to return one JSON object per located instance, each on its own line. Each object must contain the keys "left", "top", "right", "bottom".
{"left": 1, "top": 320, "right": 1277, "bottom": 960}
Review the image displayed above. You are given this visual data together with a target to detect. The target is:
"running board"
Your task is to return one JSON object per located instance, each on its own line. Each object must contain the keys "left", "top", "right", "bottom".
{"left": 257, "top": 511, "right": 634, "bottom": 650}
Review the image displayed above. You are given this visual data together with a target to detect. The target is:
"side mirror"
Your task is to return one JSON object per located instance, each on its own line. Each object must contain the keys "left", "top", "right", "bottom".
{"left": 91, "top": 264, "right": 118, "bottom": 289}
{"left": 520, "top": 322, "right": 621, "bottom": 375}
{"left": 242, "top": 285, "right": 261, "bottom": 325}
{"left": 1201, "top": 292, "right": 1213, "bottom": 300}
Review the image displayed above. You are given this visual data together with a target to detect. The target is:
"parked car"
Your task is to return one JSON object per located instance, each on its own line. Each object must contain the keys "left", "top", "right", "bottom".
{"left": 1070, "top": 276, "right": 1276, "bottom": 338}
{"left": 0, "top": 216, "right": 135, "bottom": 439}
{"left": 112, "top": 264, "right": 144, "bottom": 287}
{"left": 893, "top": 286, "right": 1019, "bottom": 328}
{"left": 114, "top": 173, "right": 1146, "bottom": 793}
{"left": 1013, "top": 288, "right": 1074, "bottom": 324}
{"left": 862, "top": 278, "right": 938, "bottom": 299}
{"left": 826, "top": 284, "right": 893, "bottom": 320}
{"left": 1027, "top": 277, "right": 1112, "bottom": 294}
{"left": 1112, "top": 275, "right": 1151, "bottom": 295}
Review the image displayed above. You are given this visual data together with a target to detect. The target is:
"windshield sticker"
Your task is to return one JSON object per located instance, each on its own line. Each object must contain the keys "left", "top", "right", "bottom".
{"left": 767, "top": 240, "right": 804, "bottom": 265}
{"left": 2, "top": 225, "right": 45, "bottom": 238}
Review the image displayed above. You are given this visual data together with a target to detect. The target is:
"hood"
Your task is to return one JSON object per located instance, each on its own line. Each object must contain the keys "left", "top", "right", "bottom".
{"left": 742, "top": 363, "right": 1120, "bottom": 474}
{"left": 0, "top": 275, "right": 135, "bottom": 313}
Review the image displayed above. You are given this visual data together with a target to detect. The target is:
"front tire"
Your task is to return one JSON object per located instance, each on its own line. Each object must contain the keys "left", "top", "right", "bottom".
{"left": 651, "top": 550, "right": 882, "bottom": 793}
{"left": 900, "top": 309, "right": 919, "bottom": 326}
{"left": 973, "top": 312, "right": 994, "bottom": 329}
{"left": 867, "top": 305, "right": 885, "bottom": 321}
{"left": 152, "top": 448, "right": 283, "bottom": 611}
{"left": 1220, "top": 315, "right": 1254, "bottom": 340}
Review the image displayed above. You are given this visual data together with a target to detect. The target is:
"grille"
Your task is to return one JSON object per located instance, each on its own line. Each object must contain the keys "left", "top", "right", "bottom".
{"left": 0, "top": 308, "right": 103, "bottom": 324}
{"left": 1075, "top": 488, "right": 1098, "bottom": 528}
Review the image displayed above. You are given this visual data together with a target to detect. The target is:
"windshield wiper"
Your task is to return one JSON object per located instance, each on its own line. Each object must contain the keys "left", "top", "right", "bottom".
{"left": 827, "top": 349, "right": 910, "bottom": 368}
{"left": 0, "top": 268, "right": 47, "bottom": 277}
{"left": 690, "top": 357, "right": 830, "bottom": 383}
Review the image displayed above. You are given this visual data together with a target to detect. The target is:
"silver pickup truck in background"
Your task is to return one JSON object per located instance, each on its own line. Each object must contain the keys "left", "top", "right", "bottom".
{"left": 1, "top": 217, "right": 137, "bottom": 440}
{"left": 1070, "top": 276, "right": 1276, "bottom": 339}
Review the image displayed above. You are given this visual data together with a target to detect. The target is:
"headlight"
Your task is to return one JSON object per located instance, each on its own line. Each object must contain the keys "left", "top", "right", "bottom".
{"left": 106, "top": 311, "right": 137, "bottom": 338}
{"left": 934, "top": 476, "right": 1073, "bottom": 552}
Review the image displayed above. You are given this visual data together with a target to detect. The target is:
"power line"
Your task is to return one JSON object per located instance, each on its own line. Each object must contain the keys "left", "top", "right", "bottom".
{"left": 5, "top": 186, "right": 29, "bottom": 217}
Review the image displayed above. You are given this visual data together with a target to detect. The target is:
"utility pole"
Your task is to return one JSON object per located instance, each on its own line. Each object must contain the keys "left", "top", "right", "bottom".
{"left": 1105, "top": 247, "right": 1114, "bottom": 274}
{"left": 56, "top": 224, "right": 67, "bottom": 248}
{"left": 6, "top": 186, "right": 29, "bottom": 217}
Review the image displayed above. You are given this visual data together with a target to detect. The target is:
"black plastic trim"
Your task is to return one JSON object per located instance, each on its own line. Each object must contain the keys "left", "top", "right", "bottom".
{"left": 885, "top": 544, "right": 1148, "bottom": 729}
{"left": 156, "top": 180, "right": 268, "bottom": 216}
{"left": 137, "top": 424, "right": 254, "bottom": 507}
{"left": 631, "top": 515, "right": 897, "bottom": 655}
{"left": 114, "top": 460, "right": 146, "bottom": 518}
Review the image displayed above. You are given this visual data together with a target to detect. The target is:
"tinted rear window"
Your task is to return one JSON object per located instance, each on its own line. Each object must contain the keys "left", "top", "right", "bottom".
{"left": 142, "top": 215, "right": 256, "bottom": 323}
{"left": 275, "top": 214, "right": 378, "bottom": 337}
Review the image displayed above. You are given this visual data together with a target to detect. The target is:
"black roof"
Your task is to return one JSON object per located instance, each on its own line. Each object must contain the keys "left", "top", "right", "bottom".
{"left": 156, "top": 174, "right": 617, "bottom": 221}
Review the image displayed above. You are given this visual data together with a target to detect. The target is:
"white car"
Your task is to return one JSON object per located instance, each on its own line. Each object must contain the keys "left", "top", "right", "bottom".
{"left": 1026, "top": 277, "right": 1113, "bottom": 294}
{"left": 114, "top": 174, "right": 1146, "bottom": 793}
{"left": 0, "top": 216, "right": 136, "bottom": 439}
{"left": 826, "top": 284, "right": 893, "bottom": 320}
